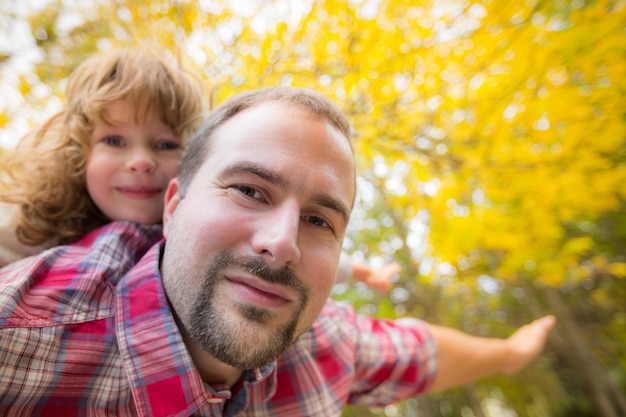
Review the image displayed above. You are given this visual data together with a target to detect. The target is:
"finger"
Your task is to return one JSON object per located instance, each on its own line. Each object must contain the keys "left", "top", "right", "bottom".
{"left": 534, "top": 315, "right": 557, "bottom": 331}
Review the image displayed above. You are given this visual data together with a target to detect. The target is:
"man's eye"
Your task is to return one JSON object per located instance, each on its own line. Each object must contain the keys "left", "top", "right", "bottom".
{"left": 303, "top": 215, "right": 331, "bottom": 229}
{"left": 233, "top": 185, "right": 263, "bottom": 200}
{"left": 103, "top": 136, "right": 123, "bottom": 146}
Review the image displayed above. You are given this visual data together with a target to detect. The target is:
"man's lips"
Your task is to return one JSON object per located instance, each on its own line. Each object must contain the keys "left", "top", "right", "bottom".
{"left": 226, "top": 275, "right": 295, "bottom": 308}
{"left": 115, "top": 185, "right": 163, "bottom": 199}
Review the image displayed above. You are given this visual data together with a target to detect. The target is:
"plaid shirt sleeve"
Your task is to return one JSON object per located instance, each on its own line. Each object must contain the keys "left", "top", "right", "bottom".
{"left": 348, "top": 312, "right": 438, "bottom": 405}
{"left": 324, "top": 301, "right": 438, "bottom": 405}
{"left": 257, "top": 300, "right": 438, "bottom": 415}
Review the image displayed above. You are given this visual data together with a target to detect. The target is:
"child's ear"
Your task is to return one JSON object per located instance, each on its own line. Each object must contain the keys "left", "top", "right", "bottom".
{"left": 162, "top": 178, "right": 181, "bottom": 238}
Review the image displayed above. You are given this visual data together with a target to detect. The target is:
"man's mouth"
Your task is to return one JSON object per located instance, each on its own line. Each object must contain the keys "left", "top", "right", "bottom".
{"left": 226, "top": 275, "right": 295, "bottom": 308}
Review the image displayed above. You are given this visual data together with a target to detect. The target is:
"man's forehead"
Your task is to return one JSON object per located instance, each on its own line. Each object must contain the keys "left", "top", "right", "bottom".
{"left": 206, "top": 100, "right": 356, "bottom": 205}
{"left": 210, "top": 102, "right": 347, "bottom": 150}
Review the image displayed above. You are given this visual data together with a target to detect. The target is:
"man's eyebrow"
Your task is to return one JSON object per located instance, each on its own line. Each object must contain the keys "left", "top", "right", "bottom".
{"left": 221, "top": 162, "right": 286, "bottom": 188}
{"left": 221, "top": 162, "right": 350, "bottom": 223}
{"left": 312, "top": 194, "right": 350, "bottom": 225}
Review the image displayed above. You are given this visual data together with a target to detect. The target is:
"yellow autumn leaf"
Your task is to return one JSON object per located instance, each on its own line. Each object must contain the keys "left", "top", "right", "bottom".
{"left": 608, "top": 263, "right": 626, "bottom": 278}
{"left": 561, "top": 237, "right": 594, "bottom": 256}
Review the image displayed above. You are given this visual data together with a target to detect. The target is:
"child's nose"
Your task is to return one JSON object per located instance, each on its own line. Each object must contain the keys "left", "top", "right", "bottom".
{"left": 127, "top": 149, "right": 156, "bottom": 173}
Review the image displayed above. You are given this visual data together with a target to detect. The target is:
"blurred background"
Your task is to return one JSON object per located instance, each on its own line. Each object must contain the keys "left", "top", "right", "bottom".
{"left": 1, "top": 1, "right": 624, "bottom": 416}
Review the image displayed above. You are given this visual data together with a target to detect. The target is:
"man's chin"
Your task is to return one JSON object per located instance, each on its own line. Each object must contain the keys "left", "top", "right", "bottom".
{"left": 209, "top": 328, "right": 291, "bottom": 370}
{"left": 236, "top": 303, "right": 276, "bottom": 325}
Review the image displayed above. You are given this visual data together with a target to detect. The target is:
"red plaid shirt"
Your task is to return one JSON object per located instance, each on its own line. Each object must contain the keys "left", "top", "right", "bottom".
{"left": 0, "top": 221, "right": 437, "bottom": 416}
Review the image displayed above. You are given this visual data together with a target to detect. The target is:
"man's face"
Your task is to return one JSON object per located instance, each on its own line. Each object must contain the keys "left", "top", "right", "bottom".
{"left": 161, "top": 101, "right": 355, "bottom": 370}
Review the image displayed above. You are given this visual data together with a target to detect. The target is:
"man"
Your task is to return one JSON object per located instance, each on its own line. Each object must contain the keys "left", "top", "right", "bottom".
{"left": 0, "top": 86, "right": 555, "bottom": 416}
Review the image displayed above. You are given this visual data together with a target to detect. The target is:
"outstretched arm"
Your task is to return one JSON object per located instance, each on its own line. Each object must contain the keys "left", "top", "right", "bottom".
{"left": 429, "top": 315, "right": 556, "bottom": 392}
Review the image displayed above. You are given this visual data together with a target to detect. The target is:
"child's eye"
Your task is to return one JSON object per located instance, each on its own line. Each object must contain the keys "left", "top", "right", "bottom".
{"left": 156, "top": 141, "right": 181, "bottom": 150}
{"left": 103, "top": 136, "right": 124, "bottom": 147}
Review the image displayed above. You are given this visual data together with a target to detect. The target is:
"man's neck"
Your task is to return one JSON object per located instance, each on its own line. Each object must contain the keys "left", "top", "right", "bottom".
{"left": 170, "top": 309, "right": 244, "bottom": 387}
{"left": 185, "top": 340, "right": 244, "bottom": 387}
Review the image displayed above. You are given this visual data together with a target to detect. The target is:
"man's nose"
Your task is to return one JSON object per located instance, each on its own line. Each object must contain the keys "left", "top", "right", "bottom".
{"left": 126, "top": 148, "right": 156, "bottom": 173}
{"left": 252, "top": 202, "right": 302, "bottom": 268}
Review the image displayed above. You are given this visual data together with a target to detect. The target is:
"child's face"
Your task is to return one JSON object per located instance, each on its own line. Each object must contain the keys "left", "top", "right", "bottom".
{"left": 86, "top": 99, "right": 183, "bottom": 224}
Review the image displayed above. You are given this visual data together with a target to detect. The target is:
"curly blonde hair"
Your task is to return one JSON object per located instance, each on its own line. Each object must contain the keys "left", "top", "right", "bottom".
{"left": 0, "top": 47, "right": 206, "bottom": 246}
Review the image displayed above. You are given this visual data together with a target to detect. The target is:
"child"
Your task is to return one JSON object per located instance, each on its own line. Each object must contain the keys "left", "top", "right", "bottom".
{"left": 0, "top": 47, "right": 398, "bottom": 291}
{"left": 0, "top": 47, "right": 205, "bottom": 266}
{"left": 336, "top": 252, "right": 400, "bottom": 293}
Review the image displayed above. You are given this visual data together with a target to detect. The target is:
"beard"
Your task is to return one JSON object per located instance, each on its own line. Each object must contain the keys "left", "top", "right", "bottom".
{"left": 186, "top": 252, "right": 309, "bottom": 370}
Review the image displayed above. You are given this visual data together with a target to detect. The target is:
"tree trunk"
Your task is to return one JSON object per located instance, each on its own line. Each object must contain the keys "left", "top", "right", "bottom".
{"left": 542, "top": 285, "right": 621, "bottom": 417}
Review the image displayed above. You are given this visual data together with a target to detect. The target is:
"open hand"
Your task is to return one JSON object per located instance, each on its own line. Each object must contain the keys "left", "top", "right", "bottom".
{"left": 502, "top": 315, "right": 556, "bottom": 374}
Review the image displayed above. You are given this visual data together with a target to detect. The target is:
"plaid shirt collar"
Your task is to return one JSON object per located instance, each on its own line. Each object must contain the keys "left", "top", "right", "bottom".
{"left": 116, "top": 240, "right": 277, "bottom": 416}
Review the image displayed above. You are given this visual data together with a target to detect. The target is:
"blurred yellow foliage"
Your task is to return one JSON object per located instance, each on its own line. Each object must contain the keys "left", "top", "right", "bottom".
{"left": 608, "top": 263, "right": 626, "bottom": 278}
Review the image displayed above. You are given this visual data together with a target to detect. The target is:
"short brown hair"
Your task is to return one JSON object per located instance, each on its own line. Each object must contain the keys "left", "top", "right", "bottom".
{"left": 178, "top": 86, "right": 352, "bottom": 196}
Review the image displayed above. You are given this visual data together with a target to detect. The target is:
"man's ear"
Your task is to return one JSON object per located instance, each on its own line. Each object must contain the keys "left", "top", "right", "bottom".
{"left": 162, "top": 178, "right": 181, "bottom": 238}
